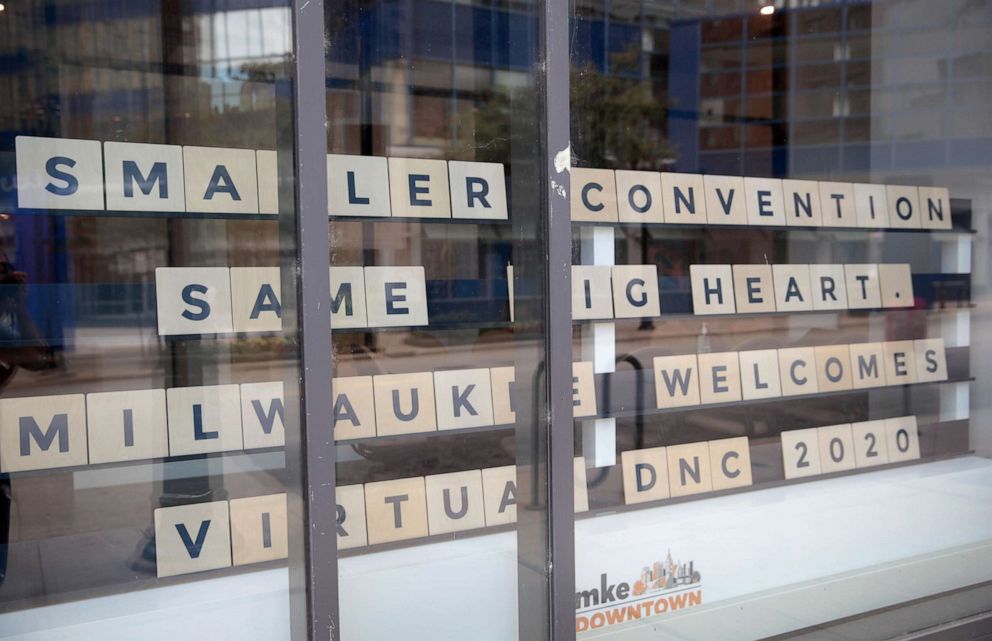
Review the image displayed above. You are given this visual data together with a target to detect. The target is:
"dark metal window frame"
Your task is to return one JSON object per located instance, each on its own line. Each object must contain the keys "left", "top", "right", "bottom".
{"left": 288, "top": 0, "right": 575, "bottom": 636}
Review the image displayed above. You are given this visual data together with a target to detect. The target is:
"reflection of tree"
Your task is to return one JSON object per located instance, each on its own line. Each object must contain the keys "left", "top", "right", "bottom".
{"left": 571, "top": 48, "right": 673, "bottom": 170}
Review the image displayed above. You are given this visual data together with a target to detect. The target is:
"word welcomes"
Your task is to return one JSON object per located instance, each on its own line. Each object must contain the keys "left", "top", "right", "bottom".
{"left": 14, "top": 136, "right": 507, "bottom": 220}
{"left": 155, "top": 265, "right": 428, "bottom": 335}
{"left": 571, "top": 168, "right": 952, "bottom": 230}
{"left": 576, "top": 551, "right": 702, "bottom": 633}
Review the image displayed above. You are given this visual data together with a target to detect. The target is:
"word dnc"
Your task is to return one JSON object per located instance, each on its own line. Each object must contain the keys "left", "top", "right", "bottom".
{"left": 15, "top": 136, "right": 507, "bottom": 220}
{"left": 690, "top": 263, "right": 914, "bottom": 315}
{"left": 621, "top": 437, "right": 753, "bottom": 505}
{"left": 781, "top": 416, "right": 920, "bottom": 480}
{"left": 155, "top": 265, "right": 428, "bottom": 336}
{"left": 572, "top": 168, "right": 952, "bottom": 230}
{"left": 336, "top": 459, "right": 590, "bottom": 551}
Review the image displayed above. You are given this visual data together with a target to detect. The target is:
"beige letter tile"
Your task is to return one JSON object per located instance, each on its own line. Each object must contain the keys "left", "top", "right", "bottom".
{"left": 780, "top": 427, "right": 821, "bottom": 479}
{"left": 849, "top": 342, "right": 887, "bottom": 388}
{"left": 817, "top": 423, "right": 856, "bottom": 473}
{"left": 448, "top": 161, "right": 507, "bottom": 220}
{"left": 612, "top": 265, "right": 660, "bottom": 318}
{"left": 733, "top": 264, "right": 776, "bottom": 313}
{"left": 809, "top": 264, "right": 848, "bottom": 311}
{"left": 621, "top": 447, "right": 670, "bottom": 504}
{"left": 690, "top": 264, "right": 735, "bottom": 315}
{"left": 364, "top": 266, "right": 429, "bottom": 328}
{"left": 818, "top": 182, "right": 856, "bottom": 227}
{"left": 155, "top": 267, "right": 233, "bottom": 336}
{"left": 662, "top": 173, "right": 707, "bottom": 224}
{"left": 230, "top": 267, "right": 282, "bottom": 333}
{"left": 887, "top": 185, "right": 922, "bottom": 229}
{"left": 918, "top": 186, "right": 952, "bottom": 230}
{"left": 616, "top": 170, "right": 664, "bottom": 223}
{"left": 851, "top": 420, "right": 889, "bottom": 468}
{"left": 388, "top": 157, "right": 450, "bottom": 218}
{"left": 814, "top": 344, "right": 853, "bottom": 393}
{"left": 373, "top": 372, "right": 437, "bottom": 436}
{"left": 571, "top": 168, "right": 618, "bottom": 222}
{"left": 739, "top": 349, "right": 781, "bottom": 400}
{"left": 425, "top": 470, "right": 486, "bottom": 535}
{"left": 336, "top": 484, "right": 368, "bottom": 550}
{"left": 434, "top": 368, "right": 495, "bottom": 430}
{"left": 87, "top": 389, "right": 168, "bottom": 465}
{"left": 883, "top": 341, "right": 917, "bottom": 385}
{"left": 844, "top": 264, "right": 881, "bottom": 309}
{"left": 481, "top": 465, "right": 517, "bottom": 526}
{"left": 914, "top": 338, "right": 948, "bottom": 383}
{"left": 572, "top": 361, "right": 598, "bottom": 418}
{"left": 778, "top": 347, "right": 819, "bottom": 396}
{"left": 878, "top": 263, "right": 914, "bottom": 308}
{"left": 744, "top": 177, "right": 785, "bottom": 226}
{"left": 154, "top": 501, "right": 231, "bottom": 578}
{"left": 773, "top": 264, "right": 813, "bottom": 312}
{"left": 854, "top": 183, "right": 889, "bottom": 228}
{"left": 166, "top": 385, "right": 243, "bottom": 456}
{"left": 886, "top": 416, "right": 921, "bottom": 462}
{"left": 0, "top": 394, "right": 88, "bottom": 472}
{"left": 704, "top": 175, "right": 748, "bottom": 225}
{"left": 240, "top": 381, "right": 286, "bottom": 450}
{"left": 365, "top": 477, "right": 429, "bottom": 544}
{"left": 230, "top": 493, "right": 288, "bottom": 566}
{"left": 332, "top": 376, "right": 376, "bottom": 441}
{"left": 105, "top": 142, "right": 184, "bottom": 212}
{"left": 571, "top": 265, "right": 614, "bottom": 320}
{"left": 490, "top": 366, "right": 516, "bottom": 425}
{"left": 667, "top": 441, "right": 713, "bottom": 497}
{"left": 328, "top": 154, "right": 391, "bottom": 217}
{"left": 330, "top": 266, "right": 368, "bottom": 329}
{"left": 653, "top": 354, "right": 700, "bottom": 409}
{"left": 782, "top": 179, "right": 823, "bottom": 227}
{"left": 183, "top": 146, "right": 258, "bottom": 214}
{"left": 708, "top": 437, "right": 752, "bottom": 491}
{"left": 698, "top": 352, "right": 742, "bottom": 405}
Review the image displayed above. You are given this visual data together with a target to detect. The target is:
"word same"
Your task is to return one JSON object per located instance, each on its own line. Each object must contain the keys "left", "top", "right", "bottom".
{"left": 155, "top": 494, "right": 288, "bottom": 578}
{"left": 781, "top": 416, "right": 920, "bottom": 480}
{"left": 333, "top": 362, "right": 599, "bottom": 439}
{"left": 571, "top": 168, "right": 952, "bottom": 230}
{"left": 155, "top": 265, "right": 428, "bottom": 335}
{"left": 653, "top": 339, "right": 948, "bottom": 410}
{"left": 0, "top": 382, "right": 286, "bottom": 473}
{"left": 15, "top": 136, "right": 507, "bottom": 220}
{"left": 690, "top": 263, "right": 914, "bottom": 315}
{"left": 336, "top": 459, "right": 590, "bottom": 552}
{"left": 621, "top": 437, "right": 752, "bottom": 505}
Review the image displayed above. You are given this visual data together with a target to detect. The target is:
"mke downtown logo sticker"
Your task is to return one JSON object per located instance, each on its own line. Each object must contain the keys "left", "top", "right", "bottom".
{"left": 575, "top": 550, "right": 702, "bottom": 633}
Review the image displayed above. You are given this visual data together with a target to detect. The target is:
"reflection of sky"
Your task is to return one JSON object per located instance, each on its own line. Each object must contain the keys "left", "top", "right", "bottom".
{"left": 198, "top": 7, "right": 291, "bottom": 73}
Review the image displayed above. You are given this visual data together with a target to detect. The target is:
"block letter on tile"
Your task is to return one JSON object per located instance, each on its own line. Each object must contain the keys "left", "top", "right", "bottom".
{"left": 332, "top": 376, "right": 376, "bottom": 441}
{"left": 818, "top": 182, "right": 856, "bottom": 227}
{"left": 240, "top": 381, "right": 286, "bottom": 449}
{"left": 86, "top": 389, "right": 168, "bottom": 464}
{"left": 572, "top": 361, "right": 597, "bottom": 418}
{"left": 887, "top": 185, "right": 922, "bottom": 229}
{"left": 690, "top": 264, "right": 735, "bottom": 315}
{"left": 255, "top": 150, "right": 279, "bottom": 215}
{"left": 878, "top": 263, "right": 914, "bottom": 308}
{"left": 230, "top": 267, "right": 282, "bottom": 333}
{"left": 490, "top": 366, "right": 516, "bottom": 425}
{"left": 782, "top": 180, "right": 823, "bottom": 227}
{"left": 814, "top": 344, "right": 853, "bottom": 393}
{"left": 778, "top": 347, "right": 819, "bottom": 397}
{"left": 817, "top": 423, "right": 856, "bottom": 473}
{"left": 616, "top": 170, "right": 664, "bottom": 223}
{"left": 612, "top": 265, "right": 660, "bottom": 318}
{"left": 809, "top": 264, "right": 848, "bottom": 311}
{"left": 653, "top": 354, "right": 700, "bottom": 409}
{"left": 16, "top": 136, "right": 104, "bottom": 210}
{"left": 365, "top": 477, "right": 429, "bottom": 544}
{"left": 621, "top": 446, "right": 670, "bottom": 505}
{"left": 166, "top": 385, "right": 243, "bottom": 456}
{"left": 844, "top": 264, "right": 881, "bottom": 309}
{"left": 739, "top": 349, "right": 782, "bottom": 400}
{"left": 732, "top": 264, "right": 776, "bottom": 313}
{"left": 854, "top": 183, "right": 890, "bottom": 228}
{"left": 336, "top": 485, "right": 368, "bottom": 550}
{"left": 183, "top": 146, "right": 259, "bottom": 214}
{"left": 704, "top": 175, "right": 748, "bottom": 225}
{"left": 886, "top": 416, "right": 921, "bottom": 462}
{"left": 104, "top": 142, "right": 185, "bottom": 212}
{"left": 388, "top": 157, "right": 451, "bottom": 218}
{"left": 571, "top": 168, "right": 619, "bottom": 223}
{"left": 914, "top": 338, "right": 948, "bottom": 383}
{"left": 849, "top": 343, "right": 887, "bottom": 388}
{"left": 365, "top": 266, "right": 429, "bottom": 328}
{"left": 698, "top": 351, "right": 742, "bottom": 405}
{"left": 155, "top": 267, "right": 233, "bottom": 336}
{"left": 330, "top": 266, "right": 368, "bottom": 329}
{"left": 744, "top": 177, "right": 785, "bottom": 226}
{"left": 328, "top": 154, "right": 391, "bottom": 217}
{"left": 373, "top": 372, "right": 437, "bottom": 436}
{"left": 482, "top": 465, "right": 517, "bottom": 526}
{"left": 662, "top": 173, "right": 707, "bottom": 224}
{"left": 434, "top": 368, "right": 495, "bottom": 430}
{"left": 918, "top": 186, "right": 952, "bottom": 230}
{"left": 425, "top": 470, "right": 486, "bottom": 535}
{"left": 230, "top": 493, "right": 288, "bottom": 566}
{"left": 772, "top": 264, "right": 813, "bottom": 312}
{"left": 780, "top": 427, "right": 821, "bottom": 479}
{"left": 449, "top": 161, "right": 508, "bottom": 220}
{"left": 883, "top": 341, "right": 917, "bottom": 385}
{"left": 571, "top": 266, "right": 614, "bottom": 320}
{"left": 154, "top": 501, "right": 231, "bottom": 578}
{"left": 667, "top": 441, "right": 713, "bottom": 497}
{"left": 709, "top": 437, "right": 752, "bottom": 491}
{"left": 0, "top": 394, "right": 88, "bottom": 472}
{"left": 852, "top": 420, "right": 889, "bottom": 468}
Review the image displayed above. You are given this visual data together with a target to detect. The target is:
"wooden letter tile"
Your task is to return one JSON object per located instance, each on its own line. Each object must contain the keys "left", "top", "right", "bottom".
{"left": 612, "top": 265, "right": 660, "bottom": 318}
{"left": 336, "top": 484, "right": 368, "bottom": 550}
{"left": 887, "top": 185, "right": 922, "bottom": 229}
{"left": 732, "top": 264, "right": 776, "bottom": 314}
{"left": 0, "top": 394, "right": 88, "bottom": 473}
{"left": 86, "top": 389, "right": 168, "bottom": 464}
{"left": 571, "top": 265, "right": 614, "bottom": 320}
{"left": 490, "top": 366, "right": 517, "bottom": 425}
{"left": 183, "top": 146, "right": 259, "bottom": 214}
{"left": 155, "top": 267, "right": 233, "bottom": 336}
{"left": 365, "top": 477, "right": 429, "bottom": 544}
{"left": 844, "top": 264, "right": 882, "bottom": 309}
{"left": 809, "top": 264, "right": 848, "bottom": 311}
{"left": 434, "top": 368, "right": 495, "bottom": 430}
{"left": 332, "top": 376, "right": 376, "bottom": 441}
{"left": 572, "top": 361, "right": 598, "bottom": 418}
{"left": 697, "top": 351, "right": 742, "bottom": 405}
{"left": 328, "top": 154, "right": 391, "bottom": 217}
{"left": 364, "top": 266, "right": 429, "bottom": 328}
{"left": 883, "top": 341, "right": 917, "bottom": 385}
{"left": 448, "top": 161, "right": 508, "bottom": 220}
{"left": 814, "top": 344, "right": 853, "bottom": 393}
{"left": 773, "top": 264, "right": 813, "bottom": 312}
{"left": 653, "top": 354, "right": 701, "bottom": 409}
{"left": 240, "top": 381, "right": 286, "bottom": 449}
{"left": 782, "top": 179, "right": 823, "bottom": 227}
{"left": 849, "top": 342, "right": 887, "bottom": 388}
{"left": 744, "top": 177, "right": 786, "bottom": 226}
{"left": 616, "top": 170, "right": 664, "bottom": 224}
{"left": 166, "top": 385, "right": 243, "bottom": 456}
{"left": 914, "top": 338, "right": 948, "bottom": 383}
{"left": 330, "top": 266, "right": 368, "bottom": 329}
{"left": 780, "top": 427, "right": 821, "bottom": 479}
{"left": 739, "top": 349, "right": 782, "bottom": 400}
{"left": 575, "top": 457, "right": 590, "bottom": 513}
{"left": 621, "top": 447, "right": 670, "bottom": 504}
{"left": 816, "top": 423, "right": 856, "bottom": 473}
{"left": 878, "top": 263, "right": 914, "bottom": 308}
{"left": 104, "top": 142, "right": 185, "bottom": 212}
{"left": 230, "top": 266, "right": 282, "bottom": 333}
{"left": 918, "top": 186, "right": 952, "bottom": 230}
{"left": 229, "top": 493, "right": 288, "bottom": 566}
{"left": 885, "top": 416, "right": 921, "bottom": 462}
{"left": 388, "top": 157, "right": 451, "bottom": 218}
{"left": 154, "top": 501, "right": 231, "bottom": 578}
{"left": 851, "top": 420, "right": 890, "bottom": 468}
{"left": 373, "top": 372, "right": 437, "bottom": 436}
{"left": 16, "top": 136, "right": 104, "bottom": 210}
{"left": 425, "top": 470, "right": 486, "bottom": 535}
{"left": 690, "top": 264, "right": 736, "bottom": 315}
{"left": 481, "top": 465, "right": 517, "bottom": 526}
{"left": 818, "top": 182, "right": 856, "bottom": 227}
{"left": 667, "top": 441, "right": 713, "bottom": 497}
{"left": 661, "top": 173, "right": 707, "bottom": 224}
{"left": 255, "top": 150, "right": 279, "bottom": 215}
{"left": 854, "top": 183, "right": 890, "bottom": 228}
{"left": 778, "top": 347, "right": 819, "bottom": 396}
{"left": 703, "top": 175, "right": 748, "bottom": 226}
{"left": 708, "top": 437, "right": 752, "bottom": 491}
{"left": 571, "top": 168, "right": 619, "bottom": 222}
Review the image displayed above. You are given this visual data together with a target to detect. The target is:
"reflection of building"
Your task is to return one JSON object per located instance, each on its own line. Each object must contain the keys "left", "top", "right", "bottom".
{"left": 641, "top": 549, "right": 701, "bottom": 592}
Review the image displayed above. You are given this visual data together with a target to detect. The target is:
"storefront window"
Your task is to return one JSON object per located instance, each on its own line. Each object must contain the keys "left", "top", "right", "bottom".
{"left": 571, "top": 0, "right": 992, "bottom": 638}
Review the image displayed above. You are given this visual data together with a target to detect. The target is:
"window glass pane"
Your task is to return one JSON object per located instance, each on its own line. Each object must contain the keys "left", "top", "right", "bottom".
{"left": 0, "top": 1, "right": 308, "bottom": 638}
{"left": 571, "top": 1, "right": 992, "bottom": 639}
{"left": 325, "top": 0, "right": 554, "bottom": 638}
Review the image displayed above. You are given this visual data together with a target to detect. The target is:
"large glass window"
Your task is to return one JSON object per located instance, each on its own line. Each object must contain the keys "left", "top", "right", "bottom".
{"left": 0, "top": 1, "right": 310, "bottom": 637}
{"left": 570, "top": 0, "right": 992, "bottom": 638}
